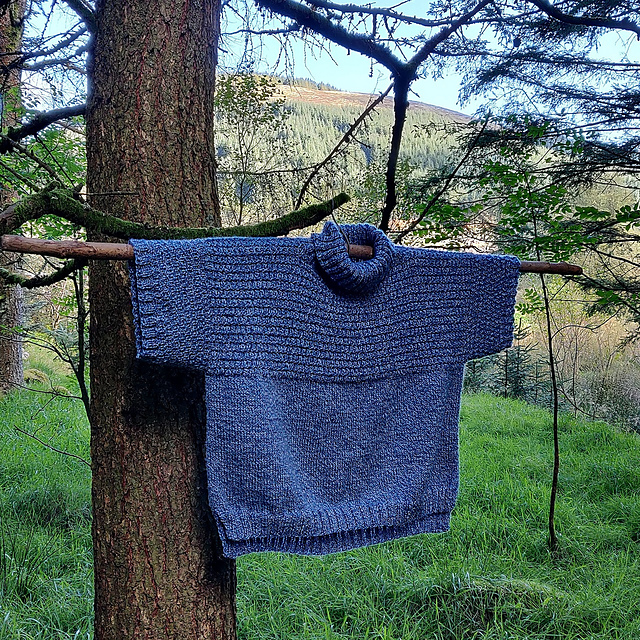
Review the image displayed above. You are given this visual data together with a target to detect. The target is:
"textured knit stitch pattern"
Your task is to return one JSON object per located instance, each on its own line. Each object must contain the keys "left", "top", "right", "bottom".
{"left": 129, "top": 221, "right": 520, "bottom": 557}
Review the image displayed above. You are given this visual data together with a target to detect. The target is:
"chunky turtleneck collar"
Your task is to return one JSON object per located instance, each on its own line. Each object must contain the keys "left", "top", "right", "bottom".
{"left": 311, "top": 221, "right": 395, "bottom": 294}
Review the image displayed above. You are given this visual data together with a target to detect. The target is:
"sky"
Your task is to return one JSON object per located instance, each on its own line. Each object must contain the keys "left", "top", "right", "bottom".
{"left": 25, "top": 1, "right": 640, "bottom": 119}
{"left": 223, "top": 27, "right": 480, "bottom": 116}
{"left": 270, "top": 42, "right": 477, "bottom": 115}
{"left": 221, "top": 4, "right": 640, "bottom": 119}
{"left": 220, "top": 1, "right": 487, "bottom": 115}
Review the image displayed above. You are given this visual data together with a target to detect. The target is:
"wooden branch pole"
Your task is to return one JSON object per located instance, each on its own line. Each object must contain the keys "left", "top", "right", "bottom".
{"left": 1, "top": 236, "right": 132, "bottom": 260}
{"left": 0, "top": 235, "right": 583, "bottom": 275}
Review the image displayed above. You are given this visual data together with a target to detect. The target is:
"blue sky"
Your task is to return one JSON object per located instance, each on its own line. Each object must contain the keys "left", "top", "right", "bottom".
{"left": 26, "top": 1, "right": 640, "bottom": 119}
{"left": 220, "top": 2, "right": 485, "bottom": 115}
{"left": 221, "top": 5, "right": 639, "bottom": 118}
{"left": 223, "top": 28, "right": 480, "bottom": 116}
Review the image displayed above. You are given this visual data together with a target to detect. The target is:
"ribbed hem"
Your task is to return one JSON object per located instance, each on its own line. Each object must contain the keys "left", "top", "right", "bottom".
{"left": 217, "top": 512, "right": 451, "bottom": 558}
{"left": 312, "top": 222, "right": 394, "bottom": 294}
{"left": 208, "top": 487, "right": 457, "bottom": 558}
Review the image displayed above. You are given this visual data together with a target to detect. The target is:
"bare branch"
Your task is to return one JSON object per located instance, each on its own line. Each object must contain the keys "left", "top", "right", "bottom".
{"left": 1, "top": 25, "right": 87, "bottom": 65}
{"left": 0, "top": 257, "right": 86, "bottom": 288}
{"left": 394, "top": 118, "right": 491, "bottom": 243}
{"left": 60, "top": 0, "right": 96, "bottom": 32}
{"left": 14, "top": 425, "right": 91, "bottom": 468}
{"left": 378, "top": 0, "right": 493, "bottom": 231}
{"left": 0, "top": 104, "right": 86, "bottom": 155}
{"left": 0, "top": 158, "right": 38, "bottom": 191}
{"left": 295, "top": 84, "right": 393, "bottom": 209}
{"left": 405, "top": 0, "right": 492, "bottom": 76}
{"left": 24, "top": 43, "right": 90, "bottom": 72}
{"left": 34, "top": 133, "right": 76, "bottom": 183}
{"left": 224, "top": 25, "right": 301, "bottom": 36}
{"left": 298, "top": 0, "right": 460, "bottom": 28}
{"left": 527, "top": 0, "right": 640, "bottom": 38}
{"left": 255, "top": 0, "right": 404, "bottom": 75}
{"left": 0, "top": 134, "right": 61, "bottom": 181}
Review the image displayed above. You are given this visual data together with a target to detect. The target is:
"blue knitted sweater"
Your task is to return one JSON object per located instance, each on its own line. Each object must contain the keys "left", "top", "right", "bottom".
{"left": 129, "top": 222, "right": 520, "bottom": 558}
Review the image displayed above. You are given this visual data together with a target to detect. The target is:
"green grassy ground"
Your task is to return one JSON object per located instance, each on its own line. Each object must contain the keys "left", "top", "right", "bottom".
{"left": 0, "top": 359, "right": 92, "bottom": 640}
{"left": 1, "top": 377, "right": 639, "bottom": 639}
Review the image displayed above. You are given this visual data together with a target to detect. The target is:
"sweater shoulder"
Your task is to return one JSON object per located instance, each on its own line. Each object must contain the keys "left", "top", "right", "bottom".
{"left": 130, "top": 238, "right": 519, "bottom": 381}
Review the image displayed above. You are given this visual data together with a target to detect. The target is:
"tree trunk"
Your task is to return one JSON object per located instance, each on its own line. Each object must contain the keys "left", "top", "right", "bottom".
{"left": 0, "top": 263, "right": 23, "bottom": 392}
{"left": 0, "top": 0, "right": 26, "bottom": 394}
{"left": 86, "top": 1, "right": 236, "bottom": 638}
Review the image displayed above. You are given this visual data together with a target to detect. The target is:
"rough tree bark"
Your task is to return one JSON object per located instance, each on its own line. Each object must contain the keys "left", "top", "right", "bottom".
{"left": 86, "top": 1, "right": 236, "bottom": 638}
{"left": 0, "top": 0, "right": 26, "bottom": 394}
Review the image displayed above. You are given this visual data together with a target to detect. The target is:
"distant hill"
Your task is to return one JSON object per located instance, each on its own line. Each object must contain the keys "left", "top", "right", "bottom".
{"left": 277, "top": 84, "right": 471, "bottom": 124}
{"left": 268, "top": 83, "right": 472, "bottom": 179}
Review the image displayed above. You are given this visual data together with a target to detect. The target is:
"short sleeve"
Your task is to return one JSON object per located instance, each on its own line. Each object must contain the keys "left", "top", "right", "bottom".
{"left": 128, "top": 236, "right": 520, "bottom": 376}
{"left": 128, "top": 235, "right": 313, "bottom": 375}
{"left": 129, "top": 238, "right": 212, "bottom": 370}
{"left": 462, "top": 253, "right": 520, "bottom": 361}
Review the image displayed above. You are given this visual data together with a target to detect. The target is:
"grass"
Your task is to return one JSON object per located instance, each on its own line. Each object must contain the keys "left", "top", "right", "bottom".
{"left": 0, "top": 354, "right": 92, "bottom": 640}
{"left": 236, "top": 396, "right": 640, "bottom": 639}
{"left": 1, "top": 368, "right": 639, "bottom": 638}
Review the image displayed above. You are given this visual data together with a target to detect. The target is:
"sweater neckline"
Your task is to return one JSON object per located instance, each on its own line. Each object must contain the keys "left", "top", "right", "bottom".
{"left": 312, "top": 222, "right": 394, "bottom": 294}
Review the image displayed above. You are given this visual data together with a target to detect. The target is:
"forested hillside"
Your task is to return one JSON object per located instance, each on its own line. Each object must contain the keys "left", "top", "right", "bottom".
{"left": 217, "top": 77, "right": 640, "bottom": 432}
{"left": 214, "top": 76, "right": 469, "bottom": 223}
{"left": 280, "top": 83, "right": 469, "bottom": 170}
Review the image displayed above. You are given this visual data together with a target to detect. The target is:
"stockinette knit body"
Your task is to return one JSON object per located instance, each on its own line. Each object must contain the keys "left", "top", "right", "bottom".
{"left": 129, "top": 222, "right": 520, "bottom": 558}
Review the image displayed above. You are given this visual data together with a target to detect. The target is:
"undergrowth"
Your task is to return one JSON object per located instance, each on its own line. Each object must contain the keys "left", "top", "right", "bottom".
{"left": 236, "top": 396, "right": 640, "bottom": 640}
{"left": 1, "top": 370, "right": 639, "bottom": 638}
